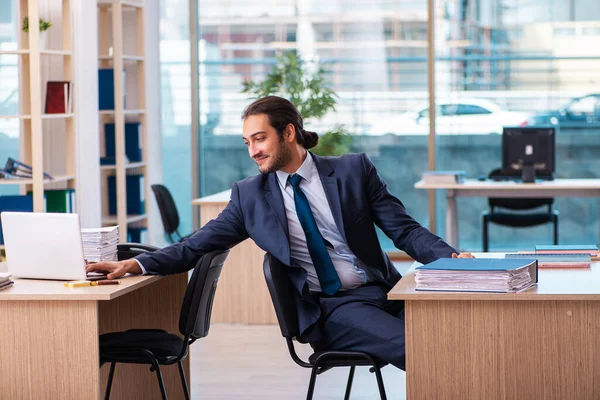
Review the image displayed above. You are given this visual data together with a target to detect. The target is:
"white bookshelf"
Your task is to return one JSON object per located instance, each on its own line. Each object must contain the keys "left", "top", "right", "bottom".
{"left": 0, "top": 0, "right": 76, "bottom": 212}
{"left": 97, "top": 0, "right": 148, "bottom": 242}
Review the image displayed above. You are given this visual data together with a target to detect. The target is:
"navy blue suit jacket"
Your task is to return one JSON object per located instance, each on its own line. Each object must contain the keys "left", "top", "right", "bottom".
{"left": 137, "top": 152, "right": 456, "bottom": 341}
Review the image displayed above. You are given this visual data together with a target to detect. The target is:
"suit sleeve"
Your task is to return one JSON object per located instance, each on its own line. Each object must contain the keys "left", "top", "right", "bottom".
{"left": 135, "top": 182, "right": 249, "bottom": 275}
{"left": 360, "top": 153, "right": 457, "bottom": 264}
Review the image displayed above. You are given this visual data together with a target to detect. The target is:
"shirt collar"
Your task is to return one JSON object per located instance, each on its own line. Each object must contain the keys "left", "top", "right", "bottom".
{"left": 275, "top": 152, "right": 314, "bottom": 189}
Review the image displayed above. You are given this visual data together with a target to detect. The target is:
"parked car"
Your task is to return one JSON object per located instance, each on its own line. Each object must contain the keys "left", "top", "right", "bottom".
{"left": 526, "top": 94, "right": 600, "bottom": 127}
{"left": 368, "top": 98, "right": 530, "bottom": 135}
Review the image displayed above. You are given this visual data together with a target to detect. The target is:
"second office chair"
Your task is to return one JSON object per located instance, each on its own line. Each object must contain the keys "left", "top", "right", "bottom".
{"left": 151, "top": 184, "right": 192, "bottom": 243}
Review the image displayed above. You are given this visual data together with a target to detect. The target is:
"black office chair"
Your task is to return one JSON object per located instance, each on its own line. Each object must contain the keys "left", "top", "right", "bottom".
{"left": 100, "top": 248, "right": 229, "bottom": 400}
{"left": 116, "top": 242, "right": 159, "bottom": 261}
{"left": 263, "top": 254, "right": 388, "bottom": 400}
{"left": 151, "top": 184, "right": 192, "bottom": 243}
{"left": 482, "top": 168, "right": 559, "bottom": 251}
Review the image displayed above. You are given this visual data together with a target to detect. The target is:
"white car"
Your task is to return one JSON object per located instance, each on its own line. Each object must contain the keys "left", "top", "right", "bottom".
{"left": 368, "top": 99, "right": 530, "bottom": 136}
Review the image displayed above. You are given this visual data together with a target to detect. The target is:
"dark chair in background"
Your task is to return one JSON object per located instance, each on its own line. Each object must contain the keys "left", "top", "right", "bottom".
{"left": 263, "top": 254, "right": 388, "bottom": 400}
{"left": 482, "top": 168, "right": 559, "bottom": 252}
{"left": 116, "top": 242, "right": 159, "bottom": 261}
{"left": 151, "top": 184, "right": 192, "bottom": 243}
{"left": 100, "top": 248, "right": 229, "bottom": 400}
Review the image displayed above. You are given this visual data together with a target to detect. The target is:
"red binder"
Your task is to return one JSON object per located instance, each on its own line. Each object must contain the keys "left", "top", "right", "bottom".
{"left": 44, "top": 81, "right": 72, "bottom": 114}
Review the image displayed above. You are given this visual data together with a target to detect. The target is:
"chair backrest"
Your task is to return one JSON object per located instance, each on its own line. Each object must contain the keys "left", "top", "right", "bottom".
{"left": 488, "top": 168, "right": 553, "bottom": 210}
{"left": 117, "top": 242, "right": 160, "bottom": 261}
{"left": 179, "top": 249, "right": 229, "bottom": 339}
{"left": 151, "top": 184, "right": 180, "bottom": 237}
{"left": 263, "top": 253, "right": 300, "bottom": 339}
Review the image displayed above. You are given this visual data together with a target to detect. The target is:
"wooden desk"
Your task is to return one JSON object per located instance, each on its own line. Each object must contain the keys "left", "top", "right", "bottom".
{"left": 0, "top": 274, "right": 189, "bottom": 399}
{"left": 192, "top": 190, "right": 276, "bottom": 324}
{"left": 414, "top": 178, "right": 600, "bottom": 248}
{"left": 389, "top": 253, "right": 600, "bottom": 400}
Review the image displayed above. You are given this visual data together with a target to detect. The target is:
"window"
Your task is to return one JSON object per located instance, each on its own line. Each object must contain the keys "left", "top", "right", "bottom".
{"left": 159, "top": 0, "right": 192, "bottom": 239}
{"left": 436, "top": 0, "right": 600, "bottom": 250}
{"left": 455, "top": 104, "right": 492, "bottom": 115}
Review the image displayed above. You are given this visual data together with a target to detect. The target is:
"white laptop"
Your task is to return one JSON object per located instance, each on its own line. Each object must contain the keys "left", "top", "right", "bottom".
{"left": 1, "top": 212, "right": 106, "bottom": 281}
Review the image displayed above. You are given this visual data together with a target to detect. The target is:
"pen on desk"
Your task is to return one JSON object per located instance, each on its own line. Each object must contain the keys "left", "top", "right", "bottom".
{"left": 64, "top": 280, "right": 121, "bottom": 288}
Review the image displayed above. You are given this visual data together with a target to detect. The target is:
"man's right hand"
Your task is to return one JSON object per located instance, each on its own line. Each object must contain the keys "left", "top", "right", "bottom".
{"left": 86, "top": 259, "right": 142, "bottom": 280}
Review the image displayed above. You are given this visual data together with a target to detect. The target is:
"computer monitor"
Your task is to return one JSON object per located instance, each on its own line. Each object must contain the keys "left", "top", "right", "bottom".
{"left": 502, "top": 126, "right": 555, "bottom": 183}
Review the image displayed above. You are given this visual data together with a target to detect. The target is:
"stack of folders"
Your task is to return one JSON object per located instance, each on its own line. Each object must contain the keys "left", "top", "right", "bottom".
{"left": 415, "top": 258, "right": 538, "bottom": 293}
{"left": 506, "top": 253, "right": 591, "bottom": 268}
{"left": 535, "top": 245, "right": 598, "bottom": 258}
{"left": 81, "top": 226, "right": 119, "bottom": 262}
{"left": 422, "top": 170, "right": 466, "bottom": 184}
{"left": 0, "top": 272, "right": 13, "bottom": 291}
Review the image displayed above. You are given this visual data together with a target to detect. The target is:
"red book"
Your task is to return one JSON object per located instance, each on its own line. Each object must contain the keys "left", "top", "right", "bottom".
{"left": 45, "top": 81, "right": 71, "bottom": 114}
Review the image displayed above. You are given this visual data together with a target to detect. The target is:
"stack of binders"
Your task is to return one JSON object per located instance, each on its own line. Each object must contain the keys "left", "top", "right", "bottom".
{"left": 415, "top": 258, "right": 538, "bottom": 293}
{"left": 0, "top": 272, "right": 13, "bottom": 291}
{"left": 81, "top": 226, "right": 119, "bottom": 262}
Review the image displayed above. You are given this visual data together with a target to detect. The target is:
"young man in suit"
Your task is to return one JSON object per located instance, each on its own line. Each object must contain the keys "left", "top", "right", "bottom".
{"left": 88, "top": 95, "right": 473, "bottom": 370}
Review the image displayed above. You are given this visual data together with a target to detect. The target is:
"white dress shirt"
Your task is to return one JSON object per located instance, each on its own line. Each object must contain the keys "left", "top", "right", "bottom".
{"left": 275, "top": 153, "right": 368, "bottom": 292}
{"left": 137, "top": 153, "right": 369, "bottom": 292}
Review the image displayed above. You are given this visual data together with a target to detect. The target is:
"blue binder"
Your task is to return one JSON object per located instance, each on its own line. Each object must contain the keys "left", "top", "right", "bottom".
{"left": 104, "top": 123, "right": 142, "bottom": 162}
{"left": 107, "top": 175, "right": 145, "bottom": 216}
{"left": 127, "top": 227, "right": 148, "bottom": 243}
{"left": 98, "top": 69, "right": 126, "bottom": 110}
{"left": 0, "top": 195, "right": 34, "bottom": 244}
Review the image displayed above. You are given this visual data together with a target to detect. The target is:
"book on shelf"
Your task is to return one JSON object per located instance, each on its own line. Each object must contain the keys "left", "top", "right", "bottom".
{"left": 505, "top": 253, "right": 591, "bottom": 268}
{"left": 26, "top": 189, "right": 76, "bottom": 213}
{"left": 127, "top": 227, "right": 148, "bottom": 243}
{"left": 415, "top": 258, "right": 538, "bottom": 293}
{"left": 45, "top": 81, "right": 72, "bottom": 114}
{"left": 107, "top": 174, "right": 145, "bottom": 215}
{"left": 422, "top": 170, "right": 466, "bottom": 184}
{"left": 0, "top": 195, "right": 34, "bottom": 245}
{"left": 104, "top": 122, "right": 143, "bottom": 163}
{"left": 2, "top": 157, "right": 54, "bottom": 180}
{"left": 98, "top": 68, "right": 126, "bottom": 110}
{"left": 535, "top": 245, "right": 598, "bottom": 257}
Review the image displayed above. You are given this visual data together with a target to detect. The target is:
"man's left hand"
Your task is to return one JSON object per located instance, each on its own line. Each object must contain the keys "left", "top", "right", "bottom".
{"left": 452, "top": 252, "right": 475, "bottom": 258}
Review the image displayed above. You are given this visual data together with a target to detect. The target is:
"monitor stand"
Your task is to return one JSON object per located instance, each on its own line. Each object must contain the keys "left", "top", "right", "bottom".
{"left": 522, "top": 165, "right": 535, "bottom": 183}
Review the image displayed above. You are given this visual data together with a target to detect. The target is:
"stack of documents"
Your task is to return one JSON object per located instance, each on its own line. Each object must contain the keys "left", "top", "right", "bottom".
{"left": 415, "top": 258, "right": 538, "bottom": 293}
{"left": 81, "top": 226, "right": 119, "bottom": 262}
{"left": 506, "top": 253, "right": 591, "bottom": 268}
{"left": 422, "top": 170, "right": 466, "bottom": 184}
{"left": 535, "top": 244, "right": 598, "bottom": 258}
{"left": 0, "top": 272, "right": 13, "bottom": 291}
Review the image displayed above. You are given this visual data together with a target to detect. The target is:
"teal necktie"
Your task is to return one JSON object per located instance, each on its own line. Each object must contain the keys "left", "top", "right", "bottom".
{"left": 289, "top": 174, "right": 341, "bottom": 295}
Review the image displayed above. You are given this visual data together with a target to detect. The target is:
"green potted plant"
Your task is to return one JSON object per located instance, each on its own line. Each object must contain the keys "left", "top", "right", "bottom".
{"left": 22, "top": 17, "right": 52, "bottom": 49}
{"left": 242, "top": 51, "right": 352, "bottom": 156}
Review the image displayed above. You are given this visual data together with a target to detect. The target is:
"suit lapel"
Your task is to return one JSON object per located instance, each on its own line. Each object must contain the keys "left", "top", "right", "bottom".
{"left": 312, "top": 154, "right": 348, "bottom": 244}
{"left": 263, "top": 173, "right": 291, "bottom": 264}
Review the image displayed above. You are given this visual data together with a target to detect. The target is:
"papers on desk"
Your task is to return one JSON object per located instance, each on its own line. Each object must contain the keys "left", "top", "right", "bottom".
{"left": 415, "top": 258, "right": 538, "bottom": 293}
{"left": 0, "top": 272, "right": 14, "bottom": 291}
{"left": 81, "top": 226, "right": 118, "bottom": 262}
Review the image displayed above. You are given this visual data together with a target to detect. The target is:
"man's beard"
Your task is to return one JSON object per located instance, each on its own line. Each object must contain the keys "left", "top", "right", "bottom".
{"left": 258, "top": 141, "right": 292, "bottom": 175}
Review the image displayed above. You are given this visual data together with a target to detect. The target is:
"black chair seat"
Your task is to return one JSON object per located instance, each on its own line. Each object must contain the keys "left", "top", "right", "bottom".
{"left": 484, "top": 211, "right": 558, "bottom": 227}
{"left": 100, "top": 329, "right": 186, "bottom": 364}
{"left": 264, "top": 254, "right": 388, "bottom": 400}
{"left": 100, "top": 249, "right": 229, "bottom": 400}
{"left": 308, "top": 351, "right": 379, "bottom": 367}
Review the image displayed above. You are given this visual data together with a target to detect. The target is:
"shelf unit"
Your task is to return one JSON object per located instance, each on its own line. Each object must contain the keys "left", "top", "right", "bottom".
{"left": 0, "top": 0, "right": 76, "bottom": 211}
{"left": 98, "top": 0, "right": 148, "bottom": 242}
{"left": 0, "top": 0, "right": 76, "bottom": 258}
